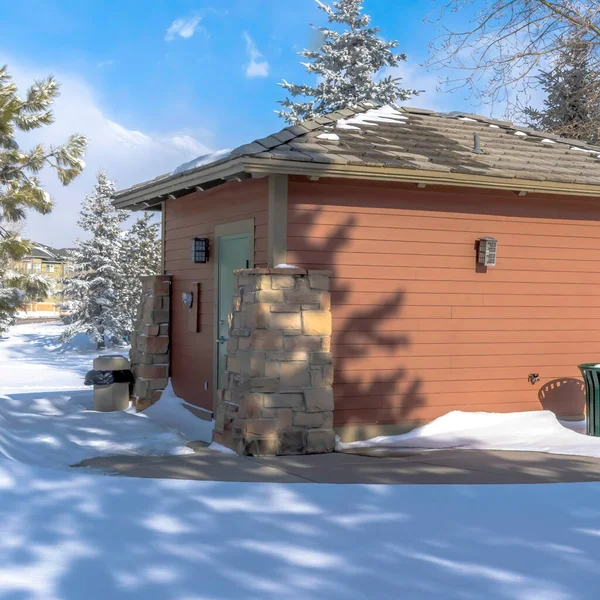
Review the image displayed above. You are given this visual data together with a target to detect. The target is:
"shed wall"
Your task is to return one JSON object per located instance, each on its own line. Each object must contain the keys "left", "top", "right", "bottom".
{"left": 286, "top": 176, "right": 598, "bottom": 434}
{"left": 164, "top": 178, "right": 268, "bottom": 409}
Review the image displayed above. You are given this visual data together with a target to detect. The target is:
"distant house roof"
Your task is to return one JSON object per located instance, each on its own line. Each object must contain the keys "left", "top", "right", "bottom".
{"left": 24, "top": 244, "right": 73, "bottom": 262}
{"left": 53, "top": 248, "right": 74, "bottom": 259}
{"left": 114, "top": 101, "right": 600, "bottom": 209}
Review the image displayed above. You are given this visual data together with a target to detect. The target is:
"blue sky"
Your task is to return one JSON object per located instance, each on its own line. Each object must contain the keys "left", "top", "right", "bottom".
{"left": 1, "top": 0, "right": 476, "bottom": 245}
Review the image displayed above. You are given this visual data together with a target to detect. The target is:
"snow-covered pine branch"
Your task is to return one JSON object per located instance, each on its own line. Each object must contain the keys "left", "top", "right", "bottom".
{"left": 277, "top": 0, "right": 419, "bottom": 124}
{"left": 61, "top": 173, "right": 161, "bottom": 348}
{"left": 0, "top": 65, "right": 87, "bottom": 335}
{"left": 118, "top": 211, "right": 161, "bottom": 335}
{"left": 60, "top": 171, "right": 128, "bottom": 349}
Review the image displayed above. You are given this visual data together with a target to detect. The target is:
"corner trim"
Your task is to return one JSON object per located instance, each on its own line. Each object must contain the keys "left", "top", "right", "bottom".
{"left": 268, "top": 174, "right": 288, "bottom": 267}
{"left": 160, "top": 201, "right": 166, "bottom": 275}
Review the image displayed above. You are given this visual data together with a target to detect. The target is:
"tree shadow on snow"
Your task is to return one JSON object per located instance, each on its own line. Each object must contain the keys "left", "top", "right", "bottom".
{"left": 2, "top": 462, "right": 600, "bottom": 599}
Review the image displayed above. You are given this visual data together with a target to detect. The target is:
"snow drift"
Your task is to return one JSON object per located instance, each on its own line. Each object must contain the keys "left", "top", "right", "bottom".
{"left": 139, "top": 380, "right": 213, "bottom": 443}
{"left": 338, "top": 410, "right": 600, "bottom": 458}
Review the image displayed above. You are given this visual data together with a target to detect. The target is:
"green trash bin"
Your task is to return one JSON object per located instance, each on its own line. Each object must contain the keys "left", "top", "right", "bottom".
{"left": 578, "top": 363, "right": 600, "bottom": 436}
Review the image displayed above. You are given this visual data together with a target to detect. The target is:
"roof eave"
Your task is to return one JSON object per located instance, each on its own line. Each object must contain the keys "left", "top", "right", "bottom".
{"left": 113, "top": 156, "right": 249, "bottom": 209}
{"left": 243, "top": 159, "right": 600, "bottom": 197}
{"left": 114, "top": 156, "right": 600, "bottom": 210}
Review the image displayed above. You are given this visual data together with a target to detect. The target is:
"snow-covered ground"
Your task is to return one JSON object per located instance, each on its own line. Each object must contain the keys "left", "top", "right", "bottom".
{"left": 1, "top": 321, "right": 124, "bottom": 394}
{"left": 0, "top": 322, "right": 198, "bottom": 468}
{"left": 1, "top": 458, "right": 600, "bottom": 600}
{"left": 3, "top": 321, "right": 600, "bottom": 599}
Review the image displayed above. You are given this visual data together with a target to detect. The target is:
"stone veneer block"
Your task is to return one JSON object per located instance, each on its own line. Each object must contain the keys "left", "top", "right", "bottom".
{"left": 213, "top": 268, "right": 334, "bottom": 456}
{"left": 129, "top": 275, "right": 172, "bottom": 412}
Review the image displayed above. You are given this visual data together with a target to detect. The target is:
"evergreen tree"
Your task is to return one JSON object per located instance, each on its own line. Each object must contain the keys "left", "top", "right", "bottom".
{"left": 119, "top": 211, "right": 161, "bottom": 336}
{"left": 61, "top": 171, "right": 128, "bottom": 349}
{"left": 0, "top": 65, "right": 86, "bottom": 335}
{"left": 277, "top": 0, "right": 418, "bottom": 124}
{"left": 523, "top": 36, "right": 600, "bottom": 143}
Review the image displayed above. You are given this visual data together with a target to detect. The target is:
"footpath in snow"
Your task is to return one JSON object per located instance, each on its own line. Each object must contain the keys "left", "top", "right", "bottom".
{"left": 2, "top": 457, "right": 600, "bottom": 599}
{"left": 0, "top": 321, "right": 111, "bottom": 395}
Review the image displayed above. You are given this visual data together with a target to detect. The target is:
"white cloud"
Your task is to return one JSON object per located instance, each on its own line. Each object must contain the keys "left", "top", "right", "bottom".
{"left": 381, "top": 63, "right": 465, "bottom": 114}
{"left": 165, "top": 16, "right": 201, "bottom": 41}
{"left": 96, "top": 60, "right": 115, "bottom": 68}
{"left": 4, "top": 60, "right": 213, "bottom": 247}
{"left": 243, "top": 33, "right": 269, "bottom": 78}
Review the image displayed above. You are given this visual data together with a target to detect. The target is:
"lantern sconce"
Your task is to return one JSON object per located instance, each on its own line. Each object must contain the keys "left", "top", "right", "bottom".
{"left": 192, "top": 237, "right": 209, "bottom": 263}
{"left": 477, "top": 237, "right": 497, "bottom": 267}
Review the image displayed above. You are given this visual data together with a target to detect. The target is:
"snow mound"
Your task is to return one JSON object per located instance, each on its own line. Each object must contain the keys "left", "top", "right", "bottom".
{"left": 208, "top": 441, "right": 237, "bottom": 454}
{"left": 560, "top": 419, "right": 587, "bottom": 434}
{"left": 338, "top": 410, "right": 600, "bottom": 458}
{"left": 274, "top": 263, "right": 300, "bottom": 269}
{"left": 172, "top": 149, "right": 232, "bottom": 175}
{"left": 140, "top": 380, "right": 213, "bottom": 443}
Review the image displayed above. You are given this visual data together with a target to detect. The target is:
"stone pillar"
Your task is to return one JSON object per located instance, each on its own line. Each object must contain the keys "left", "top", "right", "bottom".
{"left": 130, "top": 275, "right": 172, "bottom": 411}
{"left": 213, "top": 267, "right": 334, "bottom": 456}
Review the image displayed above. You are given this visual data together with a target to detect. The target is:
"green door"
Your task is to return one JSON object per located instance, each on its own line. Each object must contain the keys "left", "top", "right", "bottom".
{"left": 217, "top": 233, "right": 250, "bottom": 389}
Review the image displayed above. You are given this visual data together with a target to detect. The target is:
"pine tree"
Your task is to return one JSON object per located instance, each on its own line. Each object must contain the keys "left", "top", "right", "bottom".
{"left": 0, "top": 65, "right": 86, "bottom": 335}
{"left": 119, "top": 211, "right": 161, "bottom": 336}
{"left": 523, "top": 36, "right": 600, "bottom": 143}
{"left": 277, "top": 0, "right": 418, "bottom": 124}
{"left": 61, "top": 171, "right": 128, "bottom": 349}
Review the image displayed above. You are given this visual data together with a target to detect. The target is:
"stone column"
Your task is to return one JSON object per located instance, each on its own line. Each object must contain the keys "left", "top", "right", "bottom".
{"left": 213, "top": 267, "right": 334, "bottom": 456}
{"left": 130, "top": 275, "right": 172, "bottom": 411}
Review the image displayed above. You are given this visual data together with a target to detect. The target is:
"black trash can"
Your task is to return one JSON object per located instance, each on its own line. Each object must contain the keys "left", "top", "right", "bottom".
{"left": 578, "top": 363, "right": 600, "bottom": 436}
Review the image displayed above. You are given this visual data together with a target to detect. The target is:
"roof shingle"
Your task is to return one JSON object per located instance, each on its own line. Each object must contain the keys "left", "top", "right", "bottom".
{"left": 115, "top": 101, "right": 600, "bottom": 201}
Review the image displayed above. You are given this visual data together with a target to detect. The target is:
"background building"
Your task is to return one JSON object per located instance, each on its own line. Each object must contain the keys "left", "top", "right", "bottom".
{"left": 13, "top": 244, "right": 74, "bottom": 313}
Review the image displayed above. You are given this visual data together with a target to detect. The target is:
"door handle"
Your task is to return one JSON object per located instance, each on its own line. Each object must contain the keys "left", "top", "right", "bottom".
{"left": 216, "top": 336, "right": 227, "bottom": 344}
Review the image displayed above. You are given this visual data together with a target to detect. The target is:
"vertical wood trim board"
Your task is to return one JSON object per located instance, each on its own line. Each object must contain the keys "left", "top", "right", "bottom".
{"left": 268, "top": 174, "right": 288, "bottom": 267}
{"left": 160, "top": 200, "right": 166, "bottom": 274}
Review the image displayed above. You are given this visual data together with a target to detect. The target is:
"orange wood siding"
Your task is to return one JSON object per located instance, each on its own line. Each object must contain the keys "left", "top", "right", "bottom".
{"left": 287, "top": 176, "right": 599, "bottom": 428}
{"left": 164, "top": 178, "right": 268, "bottom": 409}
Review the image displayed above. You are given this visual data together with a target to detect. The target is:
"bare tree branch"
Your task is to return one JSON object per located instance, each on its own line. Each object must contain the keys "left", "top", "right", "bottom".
{"left": 427, "top": 0, "right": 600, "bottom": 107}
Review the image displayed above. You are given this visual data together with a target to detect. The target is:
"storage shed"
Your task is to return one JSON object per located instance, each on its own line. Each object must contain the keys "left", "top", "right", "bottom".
{"left": 114, "top": 102, "right": 600, "bottom": 445}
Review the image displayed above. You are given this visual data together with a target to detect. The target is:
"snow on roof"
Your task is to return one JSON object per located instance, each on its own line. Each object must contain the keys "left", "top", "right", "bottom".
{"left": 317, "top": 132, "right": 340, "bottom": 141}
{"left": 171, "top": 148, "right": 232, "bottom": 175}
{"left": 115, "top": 100, "right": 600, "bottom": 204}
{"left": 336, "top": 104, "right": 408, "bottom": 130}
{"left": 26, "top": 243, "right": 70, "bottom": 262}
